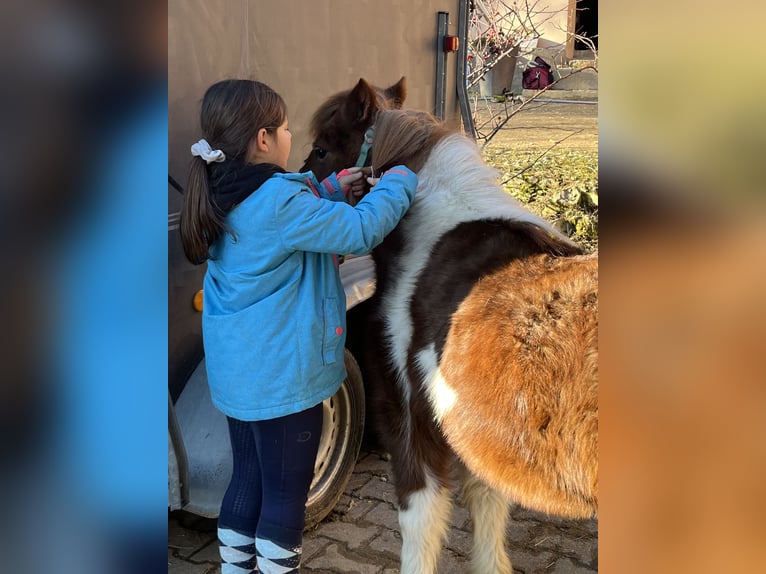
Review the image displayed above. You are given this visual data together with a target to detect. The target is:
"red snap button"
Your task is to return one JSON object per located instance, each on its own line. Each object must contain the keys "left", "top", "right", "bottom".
{"left": 335, "top": 327, "right": 343, "bottom": 335}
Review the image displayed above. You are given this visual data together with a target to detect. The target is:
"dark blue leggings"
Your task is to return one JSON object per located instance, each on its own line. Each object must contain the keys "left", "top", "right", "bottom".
{"left": 218, "top": 403, "right": 323, "bottom": 547}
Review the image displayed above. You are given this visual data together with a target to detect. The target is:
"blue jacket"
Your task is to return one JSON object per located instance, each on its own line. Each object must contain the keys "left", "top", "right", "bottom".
{"left": 203, "top": 167, "right": 417, "bottom": 420}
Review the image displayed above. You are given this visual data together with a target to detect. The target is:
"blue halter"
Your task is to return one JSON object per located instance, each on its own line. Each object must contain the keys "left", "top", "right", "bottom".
{"left": 355, "top": 125, "right": 375, "bottom": 168}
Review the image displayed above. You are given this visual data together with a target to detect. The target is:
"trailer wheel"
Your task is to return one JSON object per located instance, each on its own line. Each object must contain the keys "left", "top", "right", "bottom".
{"left": 304, "top": 348, "right": 365, "bottom": 529}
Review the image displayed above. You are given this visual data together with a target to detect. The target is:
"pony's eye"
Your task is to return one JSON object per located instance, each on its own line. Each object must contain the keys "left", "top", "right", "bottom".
{"left": 314, "top": 146, "right": 327, "bottom": 159}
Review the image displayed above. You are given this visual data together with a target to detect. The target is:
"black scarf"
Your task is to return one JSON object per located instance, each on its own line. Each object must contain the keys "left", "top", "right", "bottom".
{"left": 209, "top": 161, "right": 286, "bottom": 215}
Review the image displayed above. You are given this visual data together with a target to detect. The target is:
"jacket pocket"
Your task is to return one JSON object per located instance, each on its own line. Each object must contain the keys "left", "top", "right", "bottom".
{"left": 322, "top": 297, "right": 343, "bottom": 365}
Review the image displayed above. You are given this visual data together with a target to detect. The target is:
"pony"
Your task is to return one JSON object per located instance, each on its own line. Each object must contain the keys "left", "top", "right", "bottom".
{"left": 305, "top": 84, "right": 598, "bottom": 574}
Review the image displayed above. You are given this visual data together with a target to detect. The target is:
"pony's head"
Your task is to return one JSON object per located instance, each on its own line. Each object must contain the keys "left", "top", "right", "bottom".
{"left": 301, "top": 77, "right": 407, "bottom": 181}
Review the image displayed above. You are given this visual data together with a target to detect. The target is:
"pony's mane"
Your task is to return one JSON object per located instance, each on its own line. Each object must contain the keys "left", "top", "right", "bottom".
{"left": 373, "top": 109, "right": 578, "bottom": 247}
{"left": 372, "top": 109, "right": 451, "bottom": 174}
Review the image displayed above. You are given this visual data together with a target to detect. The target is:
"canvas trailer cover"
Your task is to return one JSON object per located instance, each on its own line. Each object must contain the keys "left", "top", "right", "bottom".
{"left": 168, "top": 0, "right": 465, "bottom": 523}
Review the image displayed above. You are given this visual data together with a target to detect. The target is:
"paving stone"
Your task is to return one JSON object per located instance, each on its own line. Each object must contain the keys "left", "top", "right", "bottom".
{"left": 449, "top": 502, "right": 470, "bottom": 529}
{"left": 333, "top": 493, "right": 354, "bottom": 513}
{"left": 368, "top": 528, "right": 402, "bottom": 557}
{"left": 445, "top": 526, "right": 473, "bottom": 557}
{"left": 188, "top": 539, "right": 220, "bottom": 563}
{"left": 363, "top": 501, "right": 400, "bottom": 530}
{"left": 437, "top": 548, "right": 471, "bottom": 574}
{"left": 168, "top": 520, "right": 217, "bottom": 558}
{"left": 580, "top": 517, "right": 599, "bottom": 535}
{"left": 533, "top": 532, "right": 597, "bottom": 565}
{"left": 507, "top": 519, "right": 539, "bottom": 544}
{"left": 549, "top": 556, "right": 597, "bottom": 573}
{"left": 353, "top": 451, "right": 393, "bottom": 474}
{"left": 168, "top": 549, "right": 216, "bottom": 574}
{"left": 345, "top": 471, "right": 374, "bottom": 493}
{"left": 357, "top": 476, "right": 398, "bottom": 504}
{"left": 317, "top": 521, "right": 380, "bottom": 550}
{"left": 344, "top": 498, "right": 378, "bottom": 521}
{"left": 302, "top": 534, "right": 333, "bottom": 562}
{"left": 304, "top": 543, "right": 383, "bottom": 573}
{"left": 508, "top": 549, "right": 556, "bottom": 573}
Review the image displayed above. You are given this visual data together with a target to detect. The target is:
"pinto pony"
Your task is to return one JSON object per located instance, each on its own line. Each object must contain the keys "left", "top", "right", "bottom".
{"left": 306, "top": 84, "right": 598, "bottom": 574}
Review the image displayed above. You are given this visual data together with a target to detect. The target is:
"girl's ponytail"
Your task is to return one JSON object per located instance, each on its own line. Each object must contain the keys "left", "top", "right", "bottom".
{"left": 180, "top": 157, "right": 224, "bottom": 265}
{"left": 180, "top": 78, "right": 288, "bottom": 264}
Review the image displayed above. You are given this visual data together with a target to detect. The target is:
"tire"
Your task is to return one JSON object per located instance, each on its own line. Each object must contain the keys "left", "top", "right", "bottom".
{"left": 304, "top": 348, "right": 366, "bottom": 529}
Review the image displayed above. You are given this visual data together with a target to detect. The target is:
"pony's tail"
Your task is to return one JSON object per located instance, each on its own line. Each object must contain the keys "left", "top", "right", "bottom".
{"left": 180, "top": 157, "right": 224, "bottom": 265}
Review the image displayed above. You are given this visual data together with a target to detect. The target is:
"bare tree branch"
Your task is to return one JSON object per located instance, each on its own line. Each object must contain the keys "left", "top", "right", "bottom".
{"left": 466, "top": 0, "right": 563, "bottom": 88}
{"left": 474, "top": 65, "right": 597, "bottom": 146}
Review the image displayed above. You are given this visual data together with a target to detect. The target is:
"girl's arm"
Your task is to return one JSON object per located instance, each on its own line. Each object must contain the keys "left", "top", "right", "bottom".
{"left": 276, "top": 166, "right": 417, "bottom": 256}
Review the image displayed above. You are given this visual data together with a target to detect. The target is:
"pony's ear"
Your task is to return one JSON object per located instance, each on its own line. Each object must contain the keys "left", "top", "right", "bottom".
{"left": 347, "top": 78, "right": 378, "bottom": 124}
{"left": 384, "top": 76, "right": 407, "bottom": 109}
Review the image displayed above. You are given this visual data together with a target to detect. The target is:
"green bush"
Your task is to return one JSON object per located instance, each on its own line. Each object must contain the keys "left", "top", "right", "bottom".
{"left": 483, "top": 148, "right": 599, "bottom": 252}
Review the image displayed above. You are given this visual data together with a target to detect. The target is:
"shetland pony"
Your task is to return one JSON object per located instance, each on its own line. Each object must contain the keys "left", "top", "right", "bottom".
{"left": 306, "top": 86, "right": 598, "bottom": 574}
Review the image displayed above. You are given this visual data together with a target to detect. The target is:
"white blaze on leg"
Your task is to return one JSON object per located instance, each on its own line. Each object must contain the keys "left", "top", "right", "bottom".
{"left": 463, "top": 475, "right": 512, "bottom": 574}
{"left": 399, "top": 472, "right": 453, "bottom": 574}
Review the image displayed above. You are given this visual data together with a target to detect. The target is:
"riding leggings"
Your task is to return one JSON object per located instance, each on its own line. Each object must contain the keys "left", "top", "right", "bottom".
{"left": 218, "top": 403, "right": 323, "bottom": 571}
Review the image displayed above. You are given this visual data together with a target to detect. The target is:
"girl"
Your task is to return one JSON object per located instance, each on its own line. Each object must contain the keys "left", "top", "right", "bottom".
{"left": 179, "top": 79, "right": 417, "bottom": 574}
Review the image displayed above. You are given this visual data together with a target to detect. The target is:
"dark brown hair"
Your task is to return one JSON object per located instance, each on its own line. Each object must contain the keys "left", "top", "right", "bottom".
{"left": 180, "top": 79, "right": 287, "bottom": 264}
{"left": 371, "top": 109, "right": 453, "bottom": 175}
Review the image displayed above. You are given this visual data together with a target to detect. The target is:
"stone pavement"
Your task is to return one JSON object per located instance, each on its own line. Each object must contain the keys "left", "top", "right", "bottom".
{"left": 168, "top": 446, "right": 598, "bottom": 574}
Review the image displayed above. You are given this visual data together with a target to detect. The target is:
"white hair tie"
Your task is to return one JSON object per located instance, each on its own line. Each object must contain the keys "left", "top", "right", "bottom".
{"left": 191, "top": 139, "right": 226, "bottom": 164}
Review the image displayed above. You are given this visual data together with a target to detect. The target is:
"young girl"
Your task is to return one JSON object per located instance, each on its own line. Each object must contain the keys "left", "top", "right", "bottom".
{"left": 180, "top": 79, "right": 417, "bottom": 574}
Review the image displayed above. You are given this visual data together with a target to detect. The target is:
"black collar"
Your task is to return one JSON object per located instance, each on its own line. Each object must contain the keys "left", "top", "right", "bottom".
{"left": 209, "top": 161, "right": 286, "bottom": 215}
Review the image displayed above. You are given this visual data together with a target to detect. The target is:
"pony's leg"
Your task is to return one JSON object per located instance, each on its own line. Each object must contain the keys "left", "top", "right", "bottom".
{"left": 463, "top": 474, "right": 512, "bottom": 574}
{"left": 399, "top": 471, "right": 453, "bottom": 574}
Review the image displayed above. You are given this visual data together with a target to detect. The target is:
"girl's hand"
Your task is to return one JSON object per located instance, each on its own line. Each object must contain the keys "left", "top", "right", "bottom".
{"left": 339, "top": 168, "right": 367, "bottom": 202}
{"left": 337, "top": 167, "right": 364, "bottom": 194}
{"left": 338, "top": 167, "right": 371, "bottom": 205}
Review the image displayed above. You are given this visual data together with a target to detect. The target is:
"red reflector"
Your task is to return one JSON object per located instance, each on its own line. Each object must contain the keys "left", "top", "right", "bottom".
{"left": 443, "top": 36, "right": 459, "bottom": 52}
